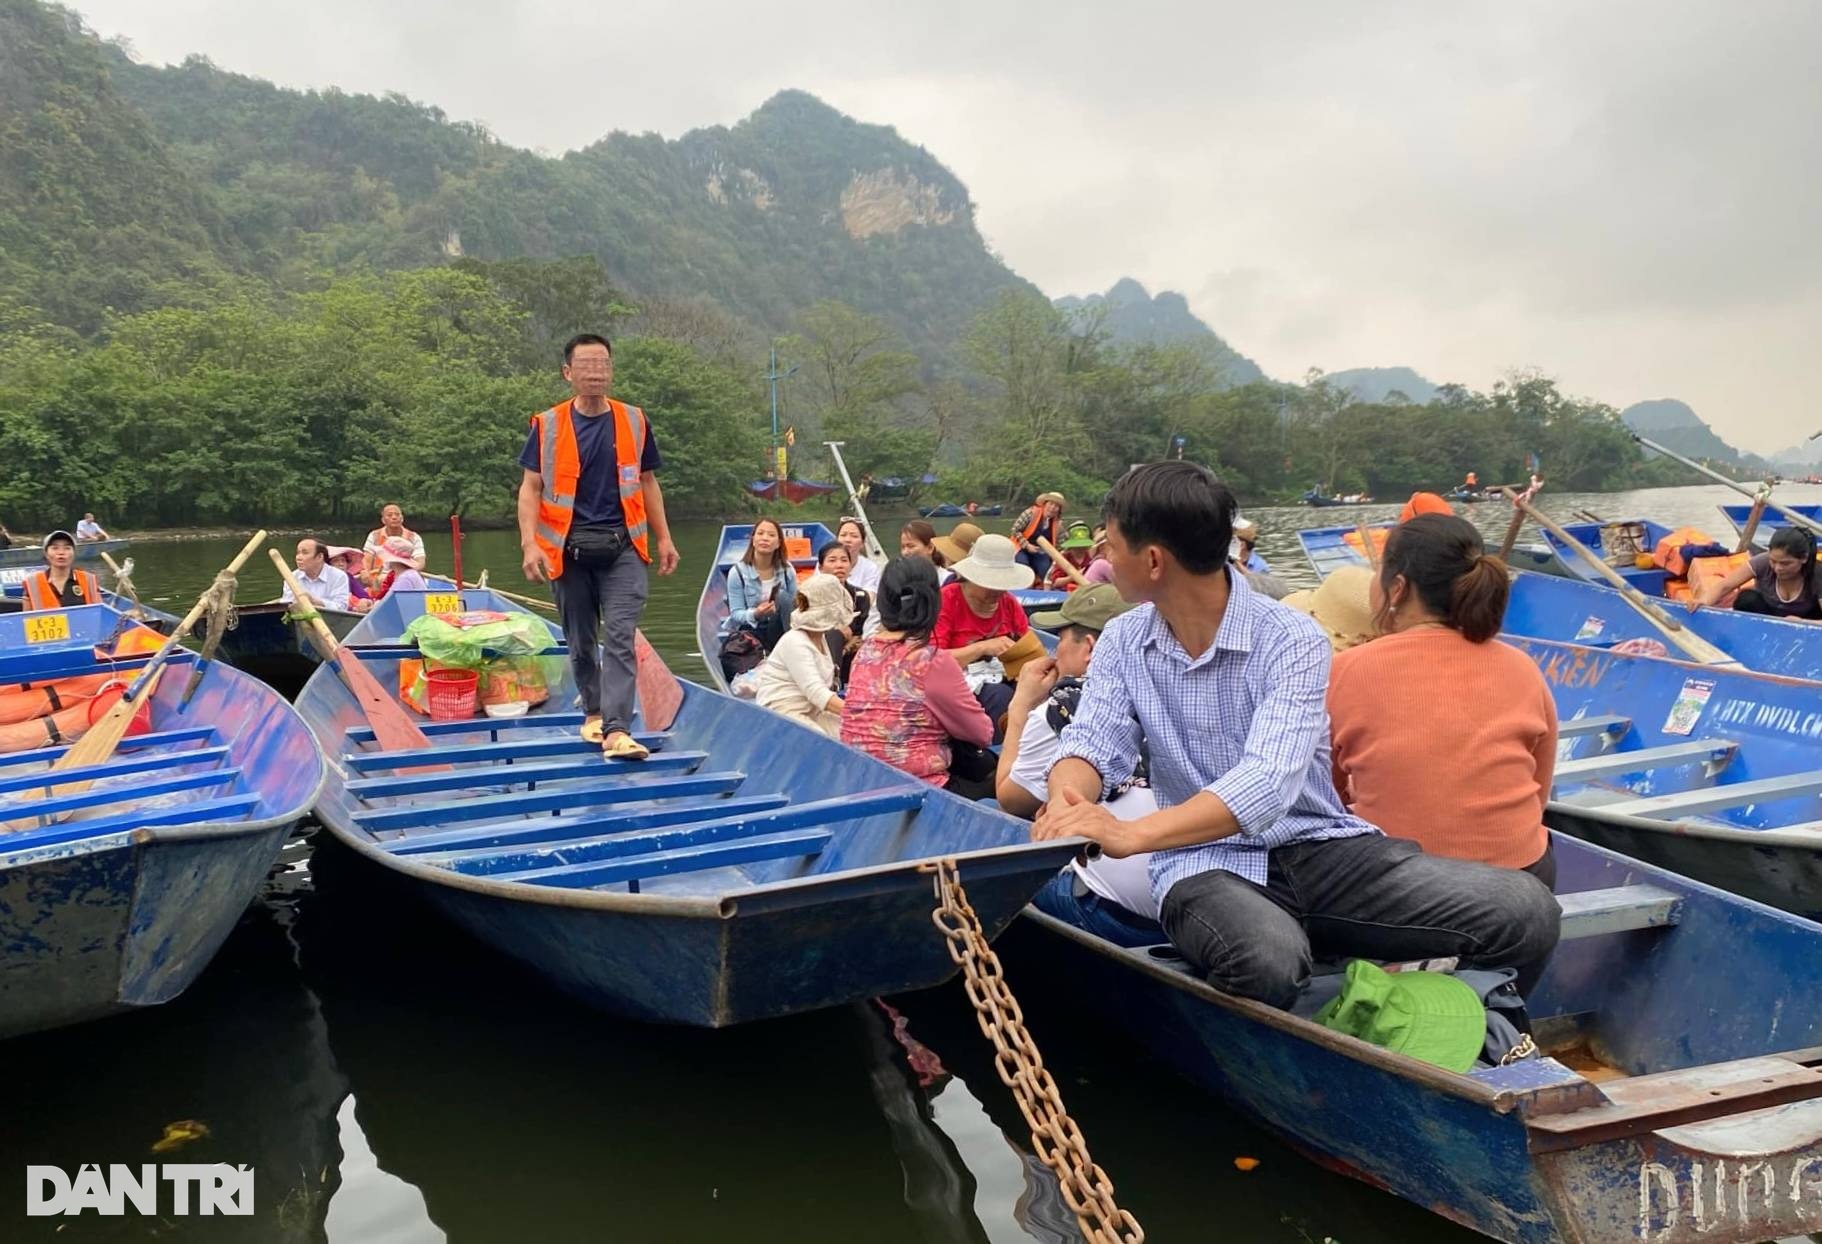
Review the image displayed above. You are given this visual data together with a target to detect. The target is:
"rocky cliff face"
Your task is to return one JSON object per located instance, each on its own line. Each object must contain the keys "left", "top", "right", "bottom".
{"left": 839, "top": 169, "right": 959, "bottom": 238}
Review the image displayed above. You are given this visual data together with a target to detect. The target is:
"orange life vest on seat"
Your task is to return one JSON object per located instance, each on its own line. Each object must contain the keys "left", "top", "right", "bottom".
{"left": 1652, "top": 527, "right": 1721, "bottom": 579}
{"left": 528, "top": 398, "right": 651, "bottom": 580}
{"left": 1684, "top": 552, "right": 1753, "bottom": 608}
{"left": 23, "top": 569, "right": 98, "bottom": 611}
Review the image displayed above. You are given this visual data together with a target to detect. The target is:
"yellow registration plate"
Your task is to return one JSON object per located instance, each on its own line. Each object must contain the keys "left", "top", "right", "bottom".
{"left": 423, "top": 593, "right": 462, "bottom": 615}
{"left": 23, "top": 613, "right": 71, "bottom": 643}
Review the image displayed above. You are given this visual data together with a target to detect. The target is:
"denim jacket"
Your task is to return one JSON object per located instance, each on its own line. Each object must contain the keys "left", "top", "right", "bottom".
{"left": 723, "top": 559, "right": 795, "bottom": 636}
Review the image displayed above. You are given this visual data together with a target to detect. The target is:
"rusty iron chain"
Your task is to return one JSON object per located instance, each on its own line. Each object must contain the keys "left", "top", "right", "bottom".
{"left": 920, "top": 857, "right": 1143, "bottom": 1244}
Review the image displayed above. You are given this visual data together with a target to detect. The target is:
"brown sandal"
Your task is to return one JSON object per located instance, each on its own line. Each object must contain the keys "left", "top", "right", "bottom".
{"left": 602, "top": 731, "right": 650, "bottom": 762}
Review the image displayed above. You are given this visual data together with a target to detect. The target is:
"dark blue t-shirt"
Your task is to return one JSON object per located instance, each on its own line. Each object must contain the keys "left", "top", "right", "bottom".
{"left": 519, "top": 403, "right": 662, "bottom": 529}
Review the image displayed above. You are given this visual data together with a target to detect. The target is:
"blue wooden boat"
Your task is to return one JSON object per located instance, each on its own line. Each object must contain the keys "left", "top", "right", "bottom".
{"left": 0, "top": 650, "right": 326, "bottom": 1039}
{"left": 1501, "top": 570, "right": 1822, "bottom": 681}
{"left": 694, "top": 522, "right": 836, "bottom": 691}
{"left": 1504, "top": 633, "right": 1822, "bottom": 920}
{"left": 1536, "top": 516, "right": 1680, "bottom": 594}
{"left": 1719, "top": 502, "right": 1822, "bottom": 551}
{"left": 0, "top": 603, "right": 169, "bottom": 682}
{"left": 0, "top": 537, "right": 129, "bottom": 572}
{"left": 294, "top": 585, "right": 1082, "bottom": 1027}
{"left": 1020, "top": 829, "right": 1822, "bottom": 1243}
{"left": 1299, "top": 522, "right": 1563, "bottom": 582}
{"left": 217, "top": 574, "right": 459, "bottom": 685}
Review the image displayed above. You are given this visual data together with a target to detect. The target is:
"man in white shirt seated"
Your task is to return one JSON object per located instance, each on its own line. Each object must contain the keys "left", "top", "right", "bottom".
{"left": 74, "top": 513, "right": 110, "bottom": 541}
{"left": 995, "top": 583, "right": 1163, "bottom": 947}
{"left": 279, "top": 538, "right": 353, "bottom": 612}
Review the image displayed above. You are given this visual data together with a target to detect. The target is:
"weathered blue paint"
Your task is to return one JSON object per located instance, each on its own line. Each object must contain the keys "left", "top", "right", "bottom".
{"left": 1719, "top": 502, "right": 1822, "bottom": 551}
{"left": 300, "top": 583, "right": 1083, "bottom": 1026}
{"left": 1298, "top": 522, "right": 1564, "bottom": 581}
{"left": 0, "top": 603, "right": 153, "bottom": 680}
{"left": 1503, "top": 632, "right": 1822, "bottom": 918}
{"left": 1015, "top": 831, "right": 1822, "bottom": 1243}
{"left": 0, "top": 654, "right": 326, "bottom": 1039}
{"left": 1503, "top": 570, "right": 1822, "bottom": 681}
{"left": 1538, "top": 516, "right": 1679, "bottom": 594}
{"left": 693, "top": 522, "right": 838, "bottom": 691}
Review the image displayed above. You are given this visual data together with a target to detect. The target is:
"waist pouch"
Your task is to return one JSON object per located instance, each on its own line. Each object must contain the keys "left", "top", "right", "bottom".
{"left": 566, "top": 525, "right": 629, "bottom": 567}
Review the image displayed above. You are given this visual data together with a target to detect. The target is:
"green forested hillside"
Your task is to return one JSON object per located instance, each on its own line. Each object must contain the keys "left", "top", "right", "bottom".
{"left": 0, "top": 0, "right": 1727, "bottom": 531}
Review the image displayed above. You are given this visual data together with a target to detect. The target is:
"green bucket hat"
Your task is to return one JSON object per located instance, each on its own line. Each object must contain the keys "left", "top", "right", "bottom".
{"left": 1060, "top": 531, "right": 1095, "bottom": 550}
{"left": 1314, "top": 960, "right": 1486, "bottom": 1072}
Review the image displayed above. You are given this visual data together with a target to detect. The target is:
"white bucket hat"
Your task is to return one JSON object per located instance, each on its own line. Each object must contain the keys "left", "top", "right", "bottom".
{"left": 952, "top": 533, "right": 1036, "bottom": 592}
{"left": 790, "top": 573, "right": 854, "bottom": 632}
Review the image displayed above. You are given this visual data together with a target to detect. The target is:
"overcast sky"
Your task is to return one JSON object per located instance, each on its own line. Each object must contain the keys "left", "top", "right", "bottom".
{"left": 75, "top": 0, "right": 1822, "bottom": 455}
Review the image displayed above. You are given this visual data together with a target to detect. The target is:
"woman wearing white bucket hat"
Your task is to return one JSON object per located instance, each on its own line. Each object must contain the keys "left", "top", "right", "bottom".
{"left": 755, "top": 572, "right": 853, "bottom": 739}
{"left": 936, "top": 532, "right": 1037, "bottom": 738}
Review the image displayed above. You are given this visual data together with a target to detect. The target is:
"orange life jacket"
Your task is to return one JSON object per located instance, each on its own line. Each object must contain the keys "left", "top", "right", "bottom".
{"left": 1016, "top": 507, "right": 1058, "bottom": 549}
{"left": 529, "top": 398, "right": 651, "bottom": 580}
{"left": 1651, "top": 527, "right": 1720, "bottom": 579}
{"left": 1685, "top": 552, "right": 1752, "bottom": 608}
{"left": 23, "top": 569, "right": 99, "bottom": 611}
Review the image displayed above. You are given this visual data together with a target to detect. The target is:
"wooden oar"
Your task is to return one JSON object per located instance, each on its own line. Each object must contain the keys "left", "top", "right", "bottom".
{"left": 1735, "top": 490, "right": 1771, "bottom": 554}
{"left": 9, "top": 530, "right": 270, "bottom": 828}
{"left": 1502, "top": 489, "right": 1742, "bottom": 669}
{"left": 269, "top": 548, "right": 432, "bottom": 751}
{"left": 1631, "top": 433, "right": 1822, "bottom": 539}
{"left": 1035, "top": 536, "right": 1089, "bottom": 588}
{"left": 98, "top": 552, "right": 144, "bottom": 619}
{"left": 1353, "top": 523, "right": 1382, "bottom": 570}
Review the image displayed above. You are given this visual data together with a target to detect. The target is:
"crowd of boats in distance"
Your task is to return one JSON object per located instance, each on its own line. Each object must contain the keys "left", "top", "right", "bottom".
{"left": 6, "top": 494, "right": 1822, "bottom": 1242}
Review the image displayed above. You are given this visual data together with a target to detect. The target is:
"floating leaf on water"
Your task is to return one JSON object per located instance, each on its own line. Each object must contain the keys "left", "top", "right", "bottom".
{"left": 151, "top": 1119, "right": 210, "bottom": 1153}
{"left": 1232, "top": 1156, "right": 1260, "bottom": 1172}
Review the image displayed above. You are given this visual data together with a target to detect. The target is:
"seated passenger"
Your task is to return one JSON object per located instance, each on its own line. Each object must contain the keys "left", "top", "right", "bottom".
{"left": 22, "top": 530, "right": 100, "bottom": 610}
{"left": 1034, "top": 463, "right": 1560, "bottom": 1010}
{"left": 1081, "top": 524, "right": 1115, "bottom": 585}
{"left": 720, "top": 517, "right": 795, "bottom": 655}
{"left": 327, "top": 546, "right": 375, "bottom": 604}
{"left": 1046, "top": 527, "right": 1095, "bottom": 589}
{"left": 1231, "top": 517, "right": 1271, "bottom": 573}
{"left": 1398, "top": 491, "right": 1454, "bottom": 523}
{"left": 1010, "top": 491, "right": 1065, "bottom": 583}
{"left": 1691, "top": 526, "right": 1822, "bottom": 621}
{"left": 755, "top": 573, "right": 851, "bottom": 739}
{"left": 935, "top": 533, "right": 1035, "bottom": 732}
{"left": 930, "top": 521, "right": 982, "bottom": 568}
{"left": 364, "top": 503, "right": 426, "bottom": 577}
{"left": 374, "top": 538, "right": 430, "bottom": 596}
{"left": 1280, "top": 566, "right": 1379, "bottom": 653}
{"left": 279, "top": 538, "right": 353, "bottom": 612}
{"left": 997, "top": 584, "right": 1163, "bottom": 947}
{"left": 842, "top": 558, "right": 994, "bottom": 796}
{"left": 836, "top": 518, "right": 882, "bottom": 594}
{"left": 74, "top": 512, "right": 111, "bottom": 542}
{"left": 899, "top": 520, "right": 954, "bottom": 585}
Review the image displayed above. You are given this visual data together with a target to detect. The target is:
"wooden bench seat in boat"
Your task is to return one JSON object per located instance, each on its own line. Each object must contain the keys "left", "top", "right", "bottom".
{"left": 1597, "top": 770, "right": 1822, "bottom": 821}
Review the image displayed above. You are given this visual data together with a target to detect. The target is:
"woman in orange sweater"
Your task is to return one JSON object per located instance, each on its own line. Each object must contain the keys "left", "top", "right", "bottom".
{"left": 1328, "top": 513, "right": 1559, "bottom": 892}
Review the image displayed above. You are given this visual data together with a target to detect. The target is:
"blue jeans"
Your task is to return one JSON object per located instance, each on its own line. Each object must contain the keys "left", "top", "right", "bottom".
{"left": 1032, "top": 870, "right": 1166, "bottom": 949}
{"left": 1015, "top": 547, "right": 1052, "bottom": 587}
{"left": 1160, "top": 834, "right": 1561, "bottom": 1010}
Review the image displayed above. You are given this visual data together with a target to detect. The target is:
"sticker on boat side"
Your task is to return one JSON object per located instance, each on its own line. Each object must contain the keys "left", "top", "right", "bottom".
{"left": 1573, "top": 615, "right": 1606, "bottom": 640}
{"left": 1638, "top": 1155, "right": 1822, "bottom": 1240}
{"left": 423, "top": 593, "right": 462, "bottom": 615}
{"left": 22, "top": 613, "right": 70, "bottom": 643}
{"left": 1662, "top": 678, "right": 1715, "bottom": 736}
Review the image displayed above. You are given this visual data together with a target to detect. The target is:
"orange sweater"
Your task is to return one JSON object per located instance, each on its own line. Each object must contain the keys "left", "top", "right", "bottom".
{"left": 1328, "top": 627, "right": 1556, "bottom": 870}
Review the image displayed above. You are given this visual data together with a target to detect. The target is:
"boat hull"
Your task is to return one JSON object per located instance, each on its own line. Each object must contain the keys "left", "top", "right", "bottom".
{"left": 303, "top": 585, "right": 1080, "bottom": 1027}
{"left": 694, "top": 522, "right": 837, "bottom": 691}
{"left": 1299, "top": 522, "right": 1564, "bottom": 581}
{"left": 1719, "top": 502, "right": 1822, "bottom": 551}
{"left": 1013, "top": 831, "right": 1822, "bottom": 1243}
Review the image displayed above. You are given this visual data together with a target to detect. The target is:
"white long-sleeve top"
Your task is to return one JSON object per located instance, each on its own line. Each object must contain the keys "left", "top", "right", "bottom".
{"left": 755, "top": 630, "right": 841, "bottom": 737}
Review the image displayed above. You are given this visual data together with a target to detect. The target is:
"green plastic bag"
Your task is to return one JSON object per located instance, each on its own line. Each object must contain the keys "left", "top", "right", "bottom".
{"left": 402, "top": 610, "right": 551, "bottom": 669}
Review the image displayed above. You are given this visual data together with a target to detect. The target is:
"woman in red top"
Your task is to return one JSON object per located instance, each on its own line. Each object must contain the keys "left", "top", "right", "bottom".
{"left": 933, "top": 532, "right": 1034, "bottom": 738}
{"left": 842, "top": 558, "right": 994, "bottom": 797}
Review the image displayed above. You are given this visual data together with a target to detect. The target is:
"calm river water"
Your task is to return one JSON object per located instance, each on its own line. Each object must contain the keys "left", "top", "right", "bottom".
{"left": 5, "top": 483, "right": 1814, "bottom": 1243}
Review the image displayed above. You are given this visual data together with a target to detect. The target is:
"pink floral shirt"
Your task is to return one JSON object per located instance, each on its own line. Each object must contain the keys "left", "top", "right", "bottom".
{"left": 840, "top": 637, "right": 992, "bottom": 785}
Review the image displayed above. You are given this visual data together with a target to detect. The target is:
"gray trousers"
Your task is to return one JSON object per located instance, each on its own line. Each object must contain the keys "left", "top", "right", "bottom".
{"left": 552, "top": 547, "right": 649, "bottom": 734}
{"left": 1160, "top": 834, "right": 1561, "bottom": 1010}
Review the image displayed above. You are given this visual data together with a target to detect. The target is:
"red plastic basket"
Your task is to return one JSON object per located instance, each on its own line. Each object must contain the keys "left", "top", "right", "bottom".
{"left": 425, "top": 667, "right": 479, "bottom": 721}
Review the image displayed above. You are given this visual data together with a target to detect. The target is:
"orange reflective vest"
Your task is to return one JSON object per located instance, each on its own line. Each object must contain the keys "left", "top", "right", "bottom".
{"left": 530, "top": 398, "right": 651, "bottom": 580}
{"left": 1015, "top": 507, "right": 1058, "bottom": 550}
{"left": 23, "top": 569, "right": 99, "bottom": 611}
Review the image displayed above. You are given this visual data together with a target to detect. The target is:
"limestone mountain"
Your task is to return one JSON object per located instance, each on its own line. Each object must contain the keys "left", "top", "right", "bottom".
{"left": 1055, "top": 278, "right": 1265, "bottom": 385}
{"left": 3, "top": 0, "right": 1036, "bottom": 358}
{"left": 1620, "top": 398, "right": 1766, "bottom": 472}
{"left": 1325, "top": 366, "right": 1440, "bottom": 405}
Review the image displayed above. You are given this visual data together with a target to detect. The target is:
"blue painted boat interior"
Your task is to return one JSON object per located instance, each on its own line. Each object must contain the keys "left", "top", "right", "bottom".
{"left": 1503, "top": 569, "right": 1822, "bottom": 681}
{"left": 1539, "top": 516, "right": 1677, "bottom": 594}
{"left": 307, "top": 584, "right": 1069, "bottom": 901}
{"left": 1298, "top": 522, "right": 1560, "bottom": 582}
{"left": 1504, "top": 634, "right": 1822, "bottom": 837}
{"left": 0, "top": 603, "right": 160, "bottom": 680}
{"left": 0, "top": 654, "right": 324, "bottom": 862}
{"left": 1719, "top": 501, "right": 1822, "bottom": 550}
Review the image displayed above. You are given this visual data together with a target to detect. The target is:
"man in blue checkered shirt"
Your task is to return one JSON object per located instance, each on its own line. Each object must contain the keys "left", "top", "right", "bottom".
{"left": 1035, "top": 463, "right": 1559, "bottom": 1009}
